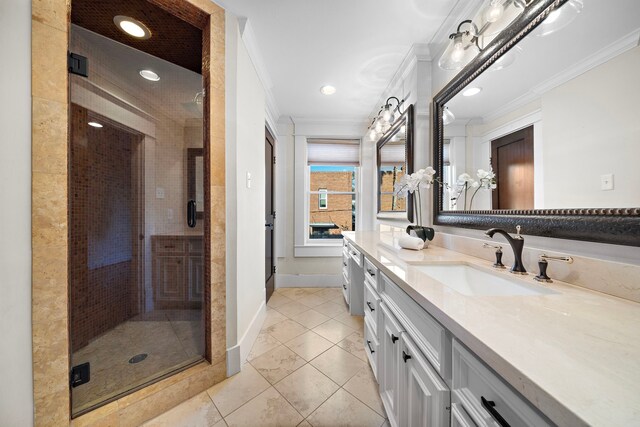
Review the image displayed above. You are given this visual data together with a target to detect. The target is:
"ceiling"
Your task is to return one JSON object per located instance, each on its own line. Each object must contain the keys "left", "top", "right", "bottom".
{"left": 215, "top": 0, "right": 471, "bottom": 121}
{"left": 71, "top": 0, "right": 203, "bottom": 73}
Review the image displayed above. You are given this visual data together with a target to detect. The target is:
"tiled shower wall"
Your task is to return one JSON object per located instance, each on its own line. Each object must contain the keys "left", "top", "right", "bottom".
{"left": 70, "top": 104, "right": 138, "bottom": 351}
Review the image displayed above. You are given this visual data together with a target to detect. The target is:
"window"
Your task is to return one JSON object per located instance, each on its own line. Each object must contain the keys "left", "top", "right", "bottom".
{"left": 318, "top": 188, "right": 328, "bottom": 209}
{"left": 306, "top": 139, "right": 359, "bottom": 241}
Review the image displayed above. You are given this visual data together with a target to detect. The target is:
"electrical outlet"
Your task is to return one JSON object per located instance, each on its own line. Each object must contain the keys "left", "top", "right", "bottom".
{"left": 600, "top": 174, "right": 614, "bottom": 191}
{"left": 156, "top": 187, "right": 165, "bottom": 199}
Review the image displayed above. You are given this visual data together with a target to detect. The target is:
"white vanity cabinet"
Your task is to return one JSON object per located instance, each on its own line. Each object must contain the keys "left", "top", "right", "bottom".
{"left": 342, "top": 241, "right": 364, "bottom": 315}
{"left": 379, "top": 303, "right": 404, "bottom": 427}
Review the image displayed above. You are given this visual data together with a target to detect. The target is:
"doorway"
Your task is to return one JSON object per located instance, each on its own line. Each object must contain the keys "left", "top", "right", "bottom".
{"left": 265, "top": 127, "right": 276, "bottom": 302}
{"left": 491, "top": 126, "right": 534, "bottom": 210}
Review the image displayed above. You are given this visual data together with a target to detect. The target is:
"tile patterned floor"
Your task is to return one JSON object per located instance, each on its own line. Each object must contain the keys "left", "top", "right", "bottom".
{"left": 144, "top": 287, "right": 387, "bottom": 427}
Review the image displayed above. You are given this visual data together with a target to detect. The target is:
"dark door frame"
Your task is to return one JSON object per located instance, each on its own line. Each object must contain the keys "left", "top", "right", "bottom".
{"left": 265, "top": 126, "right": 276, "bottom": 301}
{"left": 490, "top": 125, "right": 534, "bottom": 210}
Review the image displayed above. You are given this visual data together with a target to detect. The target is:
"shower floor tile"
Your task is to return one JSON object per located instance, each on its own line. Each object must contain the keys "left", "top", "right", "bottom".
{"left": 71, "top": 309, "right": 204, "bottom": 414}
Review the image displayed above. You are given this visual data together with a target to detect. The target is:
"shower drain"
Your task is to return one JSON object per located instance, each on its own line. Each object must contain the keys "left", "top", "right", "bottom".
{"left": 128, "top": 353, "right": 148, "bottom": 364}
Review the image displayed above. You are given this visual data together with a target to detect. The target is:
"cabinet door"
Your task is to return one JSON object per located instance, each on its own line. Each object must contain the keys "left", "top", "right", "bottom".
{"left": 400, "top": 334, "right": 450, "bottom": 427}
{"left": 154, "top": 256, "right": 186, "bottom": 301}
{"left": 188, "top": 255, "right": 204, "bottom": 302}
{"left": 380, "top": 303, "right": 405, "bottom": 427}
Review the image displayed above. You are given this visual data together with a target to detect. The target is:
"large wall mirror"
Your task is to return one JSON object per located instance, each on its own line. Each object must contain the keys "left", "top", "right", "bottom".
{"left": 433, "top": 0, "right": 640, "bottom": 246}
{"left": 377, "top": 104, "right": 414, "bottom": 222}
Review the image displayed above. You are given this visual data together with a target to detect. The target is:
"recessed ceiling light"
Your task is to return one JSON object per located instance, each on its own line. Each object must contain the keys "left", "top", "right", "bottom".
{"left": 88, "top": 121, "right": 103, "bottom": 128}
{"left": 320, "top": 85, "right": 336, "bottom": 96}
{"left": 139, "top": 69, "right": 160, "bottom": 81}
{"left": 463, "top": 87, "right": 482, "bottom": 97}
{"left": 114, "top": 16, "right": 152, "bottom": 39}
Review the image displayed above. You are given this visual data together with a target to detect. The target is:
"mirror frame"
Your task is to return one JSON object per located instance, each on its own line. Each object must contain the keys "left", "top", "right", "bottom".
{"left": 187, "top": 147, "right": 204, "bottom": 220}
{"left": 377, "top": 104, "right": 414, "bottom": 222}
{"left": 432, "top": 0, "right": 640, "bottom": 247}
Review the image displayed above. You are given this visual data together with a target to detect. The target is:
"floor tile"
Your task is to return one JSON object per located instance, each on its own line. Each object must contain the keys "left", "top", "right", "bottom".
{"left": 334, "top": 313, "right": 364, "bottom": 331}
{"left": 290, "top": 309, "right": 330, "bottom": 329}
{"left": 273, "top": 364, "right": 339, "bottom": 417}
{"left": 224, "top": 387, "right": 303, "bottom": 427}
{"left": 262, "top": 319, "right": 308, "bottom": 343}
{"left": 337, "top": 331, "right": 367, "bottom": 362}
{"left": 250, "top": 345, "right": 306, "bottom": 384}
{"left": 314, "top": 301, "right": 347, "bottom": 318}
{"left": 297, "top": 421, "right": 312, "bottom": 427}
{"left": 343, "top": 367, "right": 385, "bottom": 416}
{"left": 315, "top": 288, "right": 342, "bottom": 300}
{"left": 267, "top": 293, "right": 295, "bottom": 308}
{"left": 284, "top": 331, "right": 334, "bottom": 361}
{"left": 206, "top": 364, "right": 270, "bottom": 417}
{"left": 276, "top": 301, "right": 312, "bottom": 318}
{"left": 307, "top": 388, "right": 385, "bottom": 427}
{"left": 279, "top": 288, "right": 309, "bottom": 300}
{"left": 142, "top": 391, "right": 222, "bottom": 427}
{"left": 248, "top": 333, "right": 282, "bottom": 361}
{"left": 262, "top": 309, "right": 289, "bottom": 329}
{"left": 295, "top": 293, "right": 330, "bottom": 308}
{"left": 312, "top": 319, "right": 355, "bottom": 344}
{"left": 310, "top": 346, "right": 366, "bottom": 385}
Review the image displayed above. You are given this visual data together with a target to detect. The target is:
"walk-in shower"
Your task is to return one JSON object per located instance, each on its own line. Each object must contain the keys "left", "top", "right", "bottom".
{"left": 68, "top": 1, "right": 206, "bottom": 414}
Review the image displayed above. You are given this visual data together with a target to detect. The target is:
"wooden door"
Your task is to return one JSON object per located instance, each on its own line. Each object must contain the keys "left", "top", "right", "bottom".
{"left": 265, "top": 128, "right": 276, "bottom": 301}
{"left": 400, "top": 334, "right": 451, "bottom": 427}
{"left": 491, "top": 126, "right": 534, "bottom": 210}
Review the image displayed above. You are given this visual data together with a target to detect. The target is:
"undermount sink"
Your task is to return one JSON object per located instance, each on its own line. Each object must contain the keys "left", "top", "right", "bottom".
{"left": 414, "top": 264, "right": 558, "bottom": 297}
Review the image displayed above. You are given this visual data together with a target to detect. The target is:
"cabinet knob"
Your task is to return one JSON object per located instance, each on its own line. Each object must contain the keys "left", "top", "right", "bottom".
{"left": 391, "top": 334, "right": 398, "bottom": 344}
{"left": 402, "top": 350, "right": 412, "bottom": 363}
{"left": 367, "top": 269, "right": 375, "bottom": 276}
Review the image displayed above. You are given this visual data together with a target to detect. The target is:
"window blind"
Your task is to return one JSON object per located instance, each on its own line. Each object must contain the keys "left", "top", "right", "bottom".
{"left": 307, "top": 138, "right": 360, "bottom": 166}
{"left": 443, "top": 139, "right": 451, "bottom": 166}
{"left": 379, "top": 144, "right": 406, "bottom": 166}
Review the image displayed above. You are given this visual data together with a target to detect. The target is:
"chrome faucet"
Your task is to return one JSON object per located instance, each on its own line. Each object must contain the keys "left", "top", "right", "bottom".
{"left": 484, "top": 225, "right": 526, "bottom": 274}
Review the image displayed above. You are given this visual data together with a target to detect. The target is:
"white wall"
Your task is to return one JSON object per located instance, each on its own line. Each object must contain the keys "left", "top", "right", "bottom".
{"left": 225, "top": 14, "right": 267, "bottom": 369}
{"left": 0, "top": 0, "right": 34, "bottom": 424}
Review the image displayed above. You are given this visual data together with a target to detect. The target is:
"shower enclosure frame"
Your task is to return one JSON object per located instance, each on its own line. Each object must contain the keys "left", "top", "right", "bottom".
{"left": 30, "top": 0, "right": 227, "bottom": 425}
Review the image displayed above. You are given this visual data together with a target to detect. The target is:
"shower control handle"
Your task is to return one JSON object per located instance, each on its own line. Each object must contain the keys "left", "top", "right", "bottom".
{"left": 187, "top": 200, "right": 197, "bottom": 228}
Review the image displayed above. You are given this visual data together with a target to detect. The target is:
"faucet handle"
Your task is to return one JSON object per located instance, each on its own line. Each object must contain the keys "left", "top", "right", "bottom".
{"left": 515, "top": 225, "right": 523, "bottom": 239}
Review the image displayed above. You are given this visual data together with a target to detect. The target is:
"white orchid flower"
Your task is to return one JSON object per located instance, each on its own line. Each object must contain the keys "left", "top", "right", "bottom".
{"left": 424, "top": 166, "right": 436, "bottom": 176}
{"left": 458, "top": 173, "right": 472, "bottom": 183}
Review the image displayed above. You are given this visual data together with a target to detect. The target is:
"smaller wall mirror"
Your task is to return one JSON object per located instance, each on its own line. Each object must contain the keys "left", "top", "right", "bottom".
{"left": 377, "top": 104, "right": 414, "bottom": 222}
{"left": 188, "top": 148, "right": 204, "bottom": 219}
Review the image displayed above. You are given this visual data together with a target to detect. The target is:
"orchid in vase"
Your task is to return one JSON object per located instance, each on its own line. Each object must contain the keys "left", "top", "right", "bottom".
{"left": 393, "top": 167, "right": 437, "bottom": 242}
{"left": 449, "top": 168, "right": 497, "bottom": 210}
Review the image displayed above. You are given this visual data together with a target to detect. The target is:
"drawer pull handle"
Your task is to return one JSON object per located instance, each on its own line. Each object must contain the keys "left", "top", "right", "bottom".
{"left": 343, "top": 284, "right": 347, "bottom": 290}
{"left": 366, "top": 301, "right": 375, "bottom": 311}
{"left": 481, "top": 397, "right": 511, "bottom": 427}
{"left": 164, "top": 245, "right": 176, "bottom": 249}
{"left": 402, "top": 351, "right": 411, "bottom": 363}
{"left": 343, "top": 262, "right": 347, "bottom": 267}
{"left": 391, "top": 334, "right": 398, "bottom": 344}
{"left": 366, "top": 269, "right": 375, "bottom": 276}
{"left": 366, "top": 340, "right": 375, "bottom": 354}
{"left": 352, "top": 251, "right": 357, "bottom": 256}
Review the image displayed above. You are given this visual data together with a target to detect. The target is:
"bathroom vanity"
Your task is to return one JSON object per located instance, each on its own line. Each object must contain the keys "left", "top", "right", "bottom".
{"left": 343, "top": 230, "right": 640, "bottom": 427}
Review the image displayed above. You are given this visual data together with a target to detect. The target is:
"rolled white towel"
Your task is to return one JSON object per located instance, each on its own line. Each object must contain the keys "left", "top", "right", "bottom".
{"left": 398, "top": 234, "right": 425, "bottom": 251}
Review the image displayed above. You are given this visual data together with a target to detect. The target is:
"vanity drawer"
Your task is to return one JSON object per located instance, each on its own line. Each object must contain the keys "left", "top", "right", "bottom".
{"left": 452, "top": 403, "right": 477, "bottom": 427}
{"left": 364, "top": 279, "right": 380, "bottom": 338}
{"left": 153, "top": 237, "right": 186, "bottom": 255}
{"left": 363, "top": 257, "right": 379, "bottom": 290}
{"left": 364, "top": 316, "right": 379, "bottom": 380}
{"left": 452, "top": 339, "right": 551, "bottom": 427}
{"left": 342, "top": 271, "right": 349, "bottom": 304}
{"left": 379, "top": 272, "right": 450, "bottom": 379}
{"left": 348, "top": 243, "right": 363, "bottom": 267}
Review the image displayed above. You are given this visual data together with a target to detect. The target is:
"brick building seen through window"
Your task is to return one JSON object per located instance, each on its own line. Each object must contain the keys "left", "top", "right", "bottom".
{"left": 309, "top": 166, "right": 356, "bottom": 239}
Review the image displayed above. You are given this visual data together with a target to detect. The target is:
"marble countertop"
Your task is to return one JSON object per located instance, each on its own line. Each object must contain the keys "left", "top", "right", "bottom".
{"left": 343, "top": 230, "right": 640, "bottom": 427}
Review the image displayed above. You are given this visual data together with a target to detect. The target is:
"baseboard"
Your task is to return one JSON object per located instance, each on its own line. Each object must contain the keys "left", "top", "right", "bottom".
{"left": 276, "top": 274, "right": 341, "bottom": 288}
{"left": 226, "top": 300, "right": 266, "bottom": 376}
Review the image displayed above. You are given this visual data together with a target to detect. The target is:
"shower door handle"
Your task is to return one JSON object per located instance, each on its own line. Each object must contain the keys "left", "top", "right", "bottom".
{"left": 187, "top": 200, "right": 197, "bottom": 228}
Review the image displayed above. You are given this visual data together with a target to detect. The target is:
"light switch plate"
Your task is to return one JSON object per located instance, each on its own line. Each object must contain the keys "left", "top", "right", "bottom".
{"left": 246, "top": 172, "right": 252, "bottom": 189}
{"left": 156, "top": 187, "right": 165, "bottom": 199}
{"left": 600, "top": 174, "right": 614, "bottom": 191}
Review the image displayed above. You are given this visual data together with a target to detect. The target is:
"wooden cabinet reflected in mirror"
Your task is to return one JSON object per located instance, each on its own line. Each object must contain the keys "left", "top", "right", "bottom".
{"left": 187, "top": 148, "right": 204, "bottom": 220}
{"left": 432, "top": 0, "right": 640, "bottom": 246}
{"left": 377, "top": 104, "right": 414, "bottom": 222}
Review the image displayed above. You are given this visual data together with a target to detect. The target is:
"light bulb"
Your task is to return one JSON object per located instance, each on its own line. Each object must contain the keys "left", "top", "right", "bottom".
{"left": 375, "top": 121, "right": 383, "bottom": 133}
{"left": 400, "top": 125, "right": 406, "bottom": 134}
{"left": 382, "top": 107, "right": 392, "bottom": 122}
{"left": 485, "top": 0, "right": 504, "bottom": 23}
{"left": 368, "top": 129, "right": 377, "bottom": 141}
{"left": 450, "top": 34, "right": 465, "bottom": 63}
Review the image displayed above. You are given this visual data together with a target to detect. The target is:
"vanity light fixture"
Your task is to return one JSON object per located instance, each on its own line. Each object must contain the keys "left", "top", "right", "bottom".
{"left": 438, "top": 20, "right": 481, "bottom": 71}
{"left": 463, "top": 87, "right": 482, "bottom": 97}
{"left": 442, "top": 106, "right": 455, "bottom": 125}
{"left": 139, "top": 69, "right": 160, "bottom": 81}
{"left": 88, "top": 121, "right": 103, "bottom": 128}
{"left": 320, "top": 85, "right": 336, "bottom": 95}
{"left": 367, "top": 96, "right": 405, "bottom": 142}
{"left": 534, "top": 0, "right": 583, "bottom": 37}
{"left": 114, "top": 16, "right": 152, "bottom": 39}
